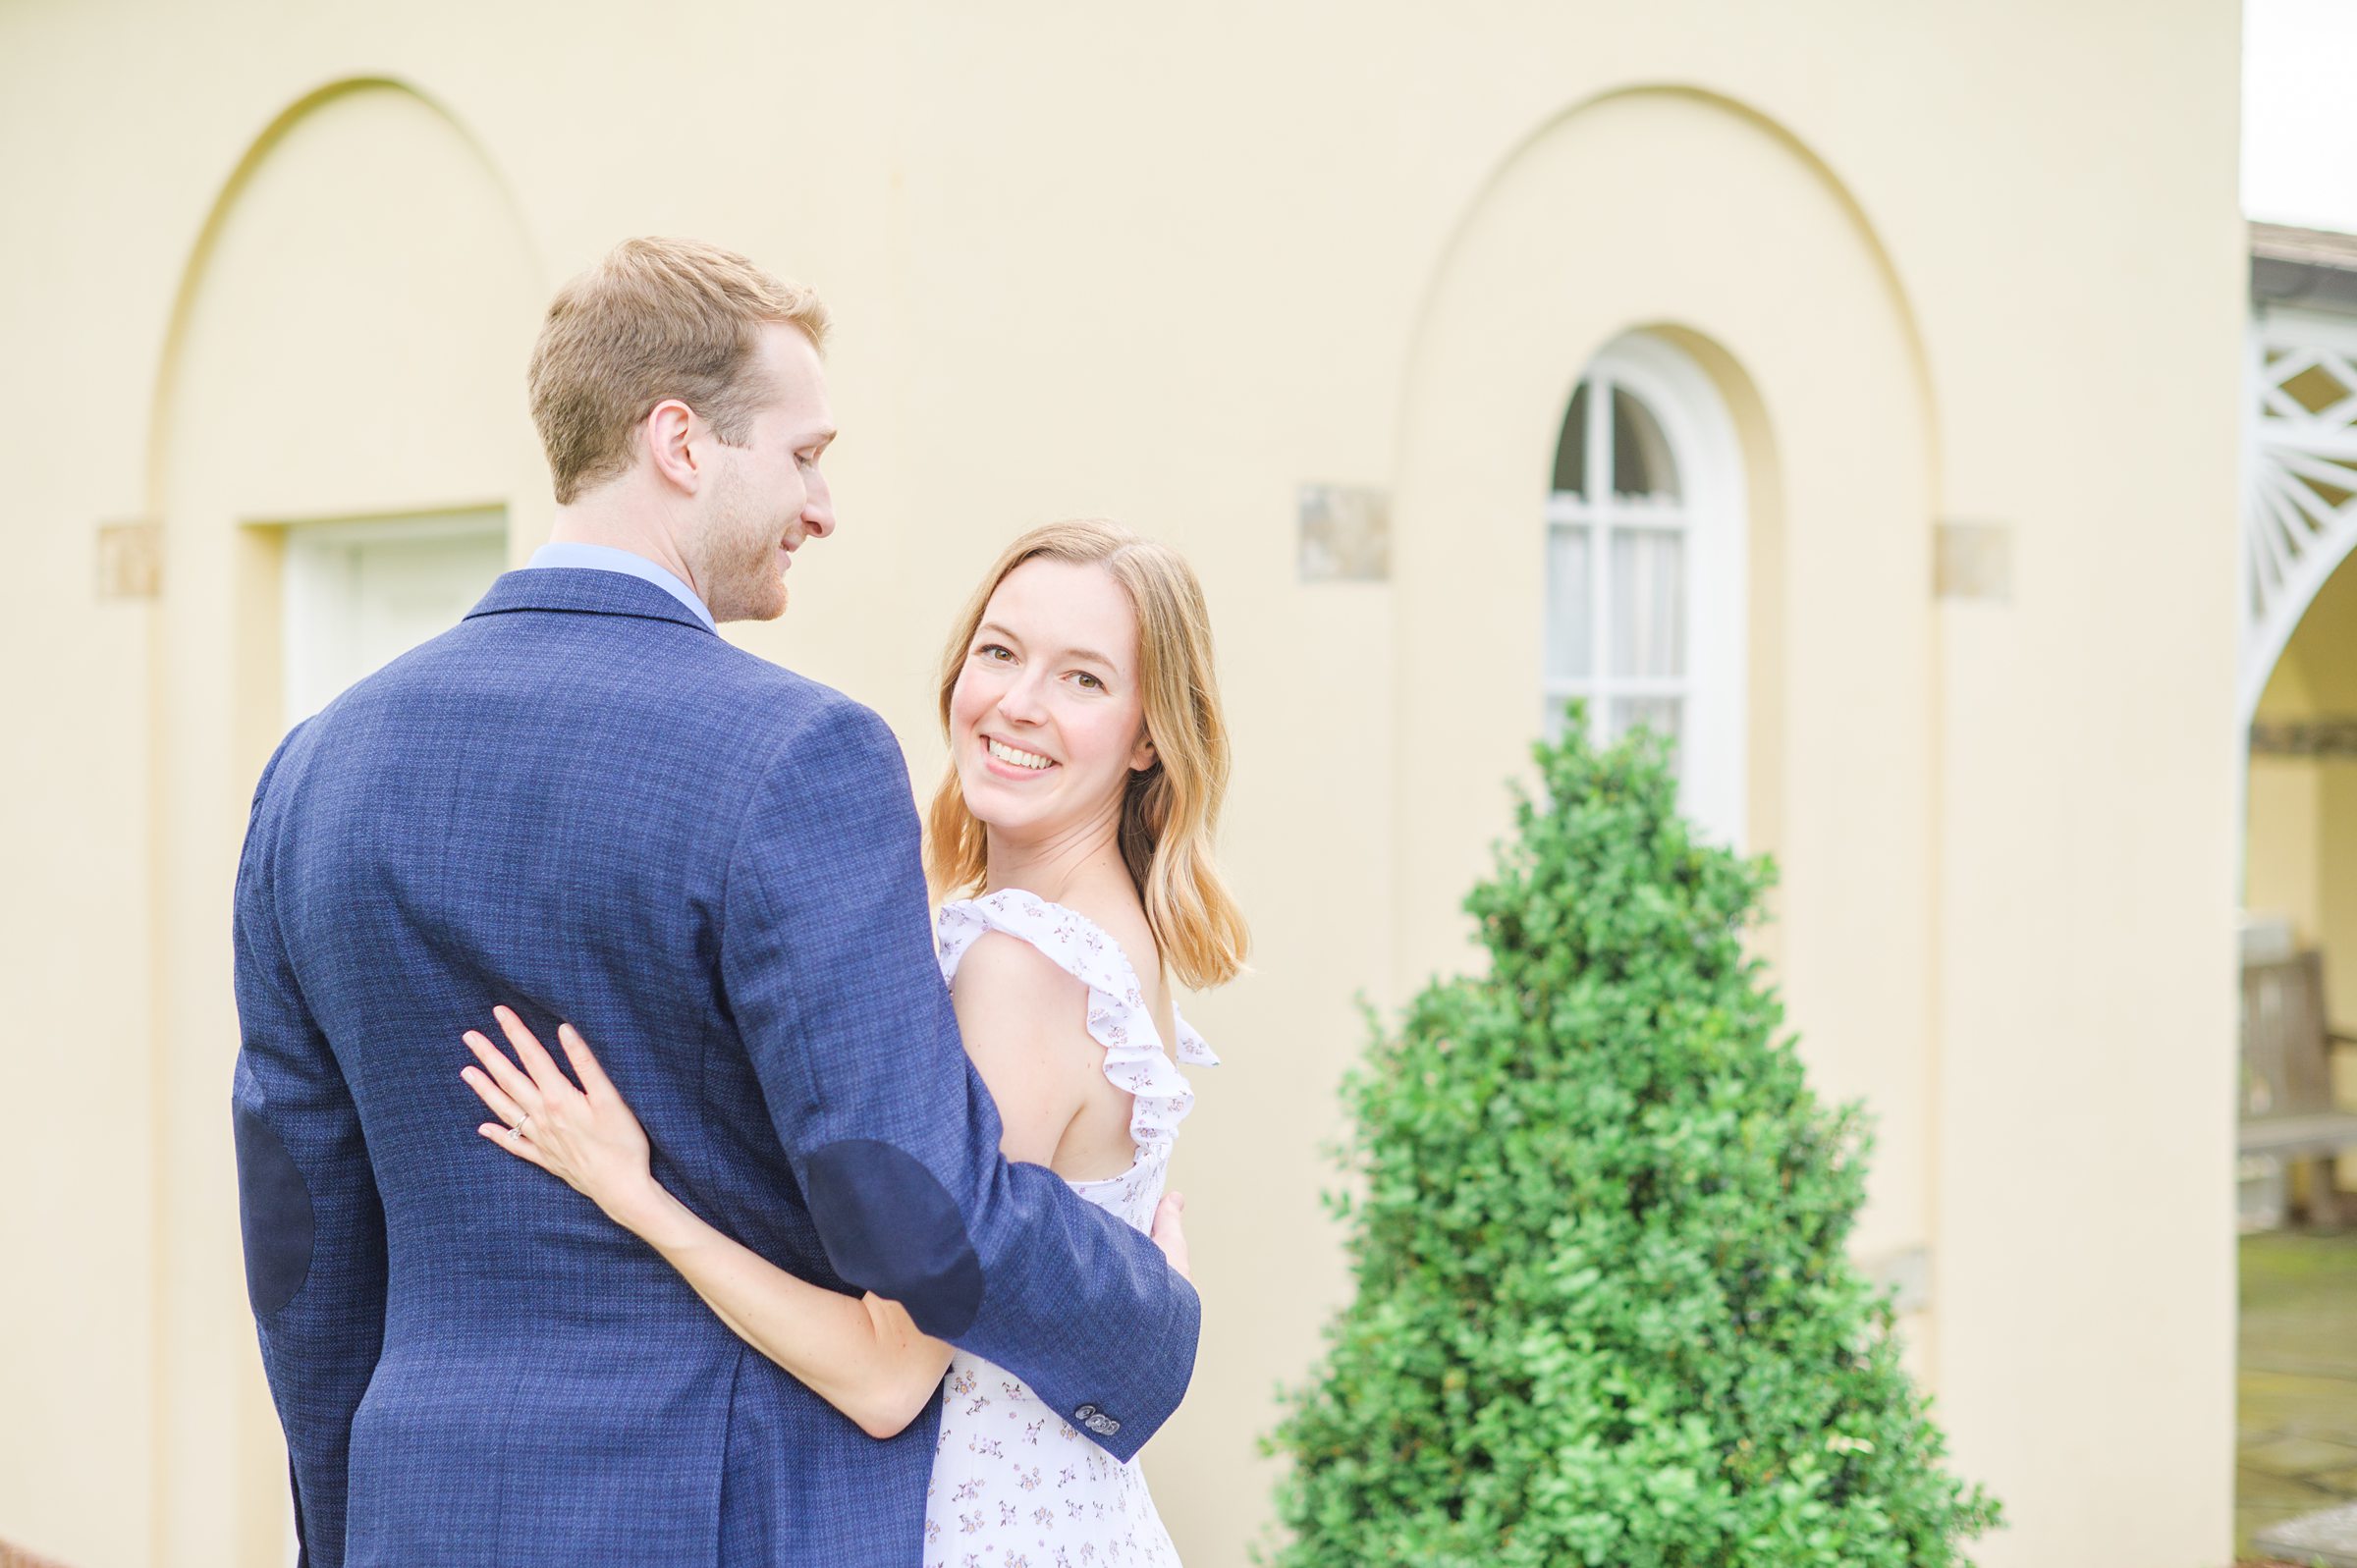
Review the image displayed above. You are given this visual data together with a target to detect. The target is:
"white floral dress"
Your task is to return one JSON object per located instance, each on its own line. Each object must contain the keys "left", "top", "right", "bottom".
{"left": 922, "top": 890, "right": 1218, "bottom": 1568}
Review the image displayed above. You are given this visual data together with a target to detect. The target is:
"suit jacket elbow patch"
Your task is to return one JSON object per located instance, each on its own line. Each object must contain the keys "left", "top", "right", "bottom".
{"left": 235, "top": 1102, "right": 317, "bottom": 1316}
{"left": 805, "top": 1138, "right": 984, "bottom": 1337}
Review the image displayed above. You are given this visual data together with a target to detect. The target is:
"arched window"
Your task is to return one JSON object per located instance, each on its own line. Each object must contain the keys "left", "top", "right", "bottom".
{"left": 1545, "top": 333, "right": 1748, "bottom": 845}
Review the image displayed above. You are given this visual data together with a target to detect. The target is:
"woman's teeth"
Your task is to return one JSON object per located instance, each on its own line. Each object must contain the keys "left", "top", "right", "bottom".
{"left": 988, "top": 737, "right": 1055, "bottom": 771}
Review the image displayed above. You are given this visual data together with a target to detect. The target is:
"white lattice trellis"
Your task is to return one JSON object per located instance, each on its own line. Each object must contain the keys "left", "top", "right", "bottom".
{"left": 2242, "top": 308, "right": 2357, "bottom": 720}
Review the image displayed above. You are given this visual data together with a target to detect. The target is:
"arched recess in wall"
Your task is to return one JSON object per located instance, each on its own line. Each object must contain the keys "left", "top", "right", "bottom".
{"left": 142, "top": 79, "right": 544, "bottom": 1568}
{"left": 1389, "top": 84, "right": 1940, "bottom": 1275}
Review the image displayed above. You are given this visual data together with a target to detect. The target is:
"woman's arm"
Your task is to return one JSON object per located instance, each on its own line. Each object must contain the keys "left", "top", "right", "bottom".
{"left": 460, "top": 1008, "right": 951, "bottom": 1439}
{"left": 609, "top": 1183, "right": 948, "bottom": 1440}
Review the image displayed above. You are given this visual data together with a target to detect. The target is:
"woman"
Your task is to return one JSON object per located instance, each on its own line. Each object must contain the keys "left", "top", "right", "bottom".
{"left": 459, "top": 519, "right": 1246, "bottom": 1567}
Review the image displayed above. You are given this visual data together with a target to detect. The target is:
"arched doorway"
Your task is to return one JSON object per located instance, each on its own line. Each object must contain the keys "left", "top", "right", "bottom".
{"left": 144, "top": 80, "right": 544, "bottom": 1567}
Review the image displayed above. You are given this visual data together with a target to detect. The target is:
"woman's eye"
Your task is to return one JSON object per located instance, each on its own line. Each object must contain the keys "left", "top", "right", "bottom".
{"left": 976, "top": 644, "right": 1014, "bottom": 662}
{"left": 1073, "top": 673, "right": 1106, "bottom": 691}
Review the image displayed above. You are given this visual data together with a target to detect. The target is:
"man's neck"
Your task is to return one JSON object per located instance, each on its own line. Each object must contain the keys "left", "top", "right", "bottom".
{"left": 546, "top": 502, "right": 700, "bottom": 596}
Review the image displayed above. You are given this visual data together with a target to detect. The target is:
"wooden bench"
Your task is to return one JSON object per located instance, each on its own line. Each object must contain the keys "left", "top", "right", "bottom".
{"left": 2240, "top": 948, "right": 2357, "bottom": 1225}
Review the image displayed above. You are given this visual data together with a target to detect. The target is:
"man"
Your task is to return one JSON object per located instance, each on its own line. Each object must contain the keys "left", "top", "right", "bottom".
{"left": 231, "top": 238, "right": 1200, "bottom": 1567}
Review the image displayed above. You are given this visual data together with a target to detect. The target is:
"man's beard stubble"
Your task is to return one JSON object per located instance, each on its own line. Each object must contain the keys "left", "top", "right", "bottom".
{"left": 696, "top": 463, "right": 794, "bottom": 622}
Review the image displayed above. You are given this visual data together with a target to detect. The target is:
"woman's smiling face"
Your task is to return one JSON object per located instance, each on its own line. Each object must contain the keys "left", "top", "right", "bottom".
{"left": 949, "top": 557, "right": 1156, "bottom": 843}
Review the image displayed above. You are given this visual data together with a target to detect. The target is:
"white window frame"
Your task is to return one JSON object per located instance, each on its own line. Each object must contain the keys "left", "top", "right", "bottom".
{"left": 282, "top": 508, "right": 509, "bottom": 724}
{"left": 1545, "top": 333, "right": 1749, "bottom": 848}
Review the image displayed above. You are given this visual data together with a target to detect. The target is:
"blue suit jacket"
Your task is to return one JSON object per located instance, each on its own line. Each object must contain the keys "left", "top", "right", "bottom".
{"left": 231, "top": 568, "right": 1201, "bottom": 1567}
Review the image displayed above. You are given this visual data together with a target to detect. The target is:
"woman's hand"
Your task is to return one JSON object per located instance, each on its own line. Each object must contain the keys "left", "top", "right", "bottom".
{"left": 461, "top": 1007, "right": 661, "bottom": 1231}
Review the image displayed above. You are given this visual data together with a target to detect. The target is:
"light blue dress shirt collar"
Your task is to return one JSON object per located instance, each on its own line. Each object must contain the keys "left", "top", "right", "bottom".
{"left": 525, "top": 541, "right": 716, "bottom": 631}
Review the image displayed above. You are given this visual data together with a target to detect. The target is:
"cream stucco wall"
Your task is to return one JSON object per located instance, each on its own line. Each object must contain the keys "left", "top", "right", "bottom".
{"left": 0, "top": 3, "right": 2242, "bottom": 1566}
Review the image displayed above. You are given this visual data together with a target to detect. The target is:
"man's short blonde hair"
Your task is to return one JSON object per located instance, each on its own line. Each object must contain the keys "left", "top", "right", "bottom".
{"left": 527, "top": 237, "right": 831, "bottom": 504}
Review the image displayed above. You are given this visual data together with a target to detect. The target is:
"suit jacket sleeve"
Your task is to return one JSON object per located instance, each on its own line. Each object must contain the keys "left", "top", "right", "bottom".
{"left": 720, "top": 697, "right": 1200, "bottom": 1461}
{"left": 231, "top": 729, "right": 388, "bottom": 1567}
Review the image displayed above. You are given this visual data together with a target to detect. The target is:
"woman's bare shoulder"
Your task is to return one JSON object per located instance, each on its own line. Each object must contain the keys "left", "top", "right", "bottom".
{"left": 947, "top": 929, "right": 1104, "bottom": 1099}
{"left": 949, "top": 927, "right": 1086, "bottom": 1008}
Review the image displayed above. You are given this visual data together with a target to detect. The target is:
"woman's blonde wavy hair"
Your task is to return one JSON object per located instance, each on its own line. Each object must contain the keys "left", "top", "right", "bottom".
{"left": 924, "top": 520, "right": 1248, "bottom": 991}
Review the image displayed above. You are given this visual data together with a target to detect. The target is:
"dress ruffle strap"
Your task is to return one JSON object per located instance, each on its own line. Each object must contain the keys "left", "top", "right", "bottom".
{"left": 937, "top": 889, "right": 1215, "bottom": 1156}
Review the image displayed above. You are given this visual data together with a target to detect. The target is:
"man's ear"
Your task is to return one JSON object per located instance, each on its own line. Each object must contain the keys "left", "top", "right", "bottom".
{"left": 645, "top": 399, "right": 700, "bottom": 494}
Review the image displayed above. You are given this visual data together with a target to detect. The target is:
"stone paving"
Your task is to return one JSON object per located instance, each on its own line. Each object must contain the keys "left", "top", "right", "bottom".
{"left": 2242, "top": 1231, "right": 2357, "bottom": 1557}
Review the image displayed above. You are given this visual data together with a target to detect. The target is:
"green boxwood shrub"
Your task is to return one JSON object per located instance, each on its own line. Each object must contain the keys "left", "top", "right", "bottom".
{"left": 1265, "top": 717, "right": 2000, "bottom": 1567}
